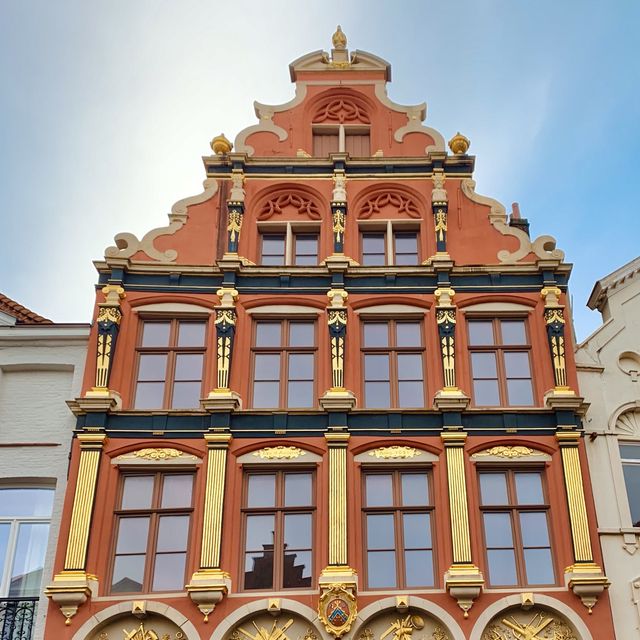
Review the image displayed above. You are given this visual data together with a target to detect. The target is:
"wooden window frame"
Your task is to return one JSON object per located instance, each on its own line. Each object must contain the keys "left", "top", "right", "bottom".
{"left": 258, "top": 223, "right": 321, "bottom": 266}
{"left": 241, "top": 468, "right": 316, "bottom": 591}
{"left": 361, "top": 468, "right": 436, "bottom": 589}
{"left": 312, "top": 124, "right": 370, "bottom": 157}
{"left": 467, "top": 316, "right": 535, "bottom": 407}
{"left": 359, "top": 222, "right": 420, "bottom": 266}
{"left": 132, "top": 317, "right": 208, "bottom": 410}
{"left": 108, "top": 471, "right": 194, "bottom": 595}
{"left": 360, "top": 318, "right": 426, "bottom": 409}
{"left": 478, "top": 466, "right": 556, "bottom": 587}
{"left": 250, "top": 318, "right": 317, "bottom": 409}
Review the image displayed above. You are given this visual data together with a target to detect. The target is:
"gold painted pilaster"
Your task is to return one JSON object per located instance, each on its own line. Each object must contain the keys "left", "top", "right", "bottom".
{"left": 187, "top": 432, "right": 232, "bottom": 621}
{"left": 557, "top": 431, "right": 609, "bottom": 611}
{"left": 45, "top": 432, "right": 106, "bottom": 624}
{"left": 442, "top": 432, "right": 483, "bottom": 617}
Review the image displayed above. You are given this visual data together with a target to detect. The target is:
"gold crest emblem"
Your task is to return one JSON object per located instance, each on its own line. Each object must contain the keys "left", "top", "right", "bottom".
{"left": 318, "top": 584, "right": 357, "bottom": 638}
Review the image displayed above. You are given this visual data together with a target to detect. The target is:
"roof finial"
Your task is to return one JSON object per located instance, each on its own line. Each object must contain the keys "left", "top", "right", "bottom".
{"left": 332, "top": 25, "right": 347, "bottom": 50}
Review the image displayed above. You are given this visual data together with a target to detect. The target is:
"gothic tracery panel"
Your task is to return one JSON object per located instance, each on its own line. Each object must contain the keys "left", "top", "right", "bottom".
{"left": 313, "top": 96, "right": 371, "bottom": 124}
{"left": 357, "top": 190, "right": 422, "bottom": 219}
{"left": 257, "top": 191, "right": 323, "bottom": 221}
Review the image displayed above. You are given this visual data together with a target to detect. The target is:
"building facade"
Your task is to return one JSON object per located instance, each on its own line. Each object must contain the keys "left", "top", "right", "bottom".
{"left": 0, "top": 294, "right": 89, "bottom": 640}
{"left": 576, "top": 256, "right": 640, "bottom": 638}
{"left": 45, "top": 30, "right": 615, "bottom": 640}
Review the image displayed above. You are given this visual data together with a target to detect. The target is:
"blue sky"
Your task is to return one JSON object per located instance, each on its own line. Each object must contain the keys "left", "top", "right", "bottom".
{"left": 1, "top": 1, "right": 638, "bottom": 342}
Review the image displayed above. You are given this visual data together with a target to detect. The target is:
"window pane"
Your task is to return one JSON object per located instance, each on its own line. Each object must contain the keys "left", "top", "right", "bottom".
{"left": 0, "top": 524, "right": 9, "bottom": 581}
{"left": 141, "top": 322, "right": 170, "bottom": 347}
{"left": 504, "top": 352, "right": 531, "bottom": 378}
{"left": 396, "top": 322, "right": 421, "bottom": 347}
{"left": 254, "top": 354, "right": 281, "bottom": 380}
{"left": 620, "top": 444, "right": 640, "bottom": 460}
{"left": 622, "top": 463, "right": 640, "bottom": 526}
{"left": 468, "top": 321, "right": 494, "bottom": 345}
{"left": 288, "top": 353, "right": 313, "bottom": 380}
{"left": 174, "top": 354, "right": 204, "bottom": 380}
{"left": 365, "top": 382, "right": 391, "bottom": 408}
{"left": 397, "top": 354, "right": 423, "bottom": 380}
{"left": 255, "top": 323, "right": 281, "bottom": 347}
{"left": 471, "top": 352, "right": 497, "bottom": 377}
{"left": 289, "top": 322, "right": 315, "bottom": 347}
{"left": 245, "top": 515, "right": 275, "bottom": 551}
{"left": 367, "top": 514, "right": 395, "bottom": 549}
{"left": 121, "top": 476, "right": 154, "bottom": 510}
{"left": 367, "top": 551, "right": 396, "bottom": 588}
{"left": 247, "top": 475, "right": 276, "bottom": 508}
{"left": 483, "top": 513, "right": 514, "bottom": 547}
{"left": 157, "top": 515, "right": 190, "bottom": 552}
{"left": 294, "top": 234, "right": 318, "bottom": 265}
{"left": 523, "top": 548, "right": 554, "bottom": 585}
{"left": 244, "top": 551, "right": 274, "bottom": 589}
{"left": 394, "top": 232, "right": 418, "bottom": 265}
{"left": 162, "top": 475, "right": 193, "bottom": 508}
{"left": 501, "top": 320, "right": 527, "bottom": 345}
{"left": 519, "top": 512, "right": 550, "bottom": 547}
{"left": 284, "top": 514, "right": 312, "bottom": 549}
{"left": 261, "top": 235, "right": 285, "bottom": 264}
{"left": 116, "top": 517, "right": 150, "bottom": 554}
{"left": 515, "top": 473, "right": 544, "bottom": 505}
{"left": 177, "top": 322, "right": 206, "bottom": 347}
{"left": 362, "top": 233, "right": 386, "bottom": 265}
{"left": 479, "top": 474, "right": 509, "bottom": 505}
{"left": 9, "top": 523, "right": 50, "bottom": 597}
{"left": 398, "top": 382, "right": 424, "bottom": 408}
{"left": 487, "top": 549, "right": 517, "bottom": 585}
{"left": 152, "top": 552, "right": 186, "bottom": 591}
{"left": 506, "top": 379, "right": 534, "bottom": 406}
{"left": 402, "top": 473, "right": 429, "bottom": 506}
{"left": 363, "top": 323, "right": 388, "bottom": 347}
{"left": 403, "top": 513, "right": 431, "bottom": 548}
{"left": 253, "top": 381, "right": 280, "bottom": 408}
{"left": 473, "top": 379, "right": 500, "bottom": 406}
{"left": 0, "top": 488, "right": 54, "bottom": 517}
{"left": 134, "top": 382, "right": 165, "bottom": 409}
{"left": 171, "top": 381, "right": 201, "bottom": 408}
{"left": 287, "top": 381, "right": 314, "bottom": 407}
{"left": 405, "top": 550, "right": 434, "bottom": 587}
{"left": 285, "top": 473, "right": 312, "bottom": 506}
{"left": 284, "top": 550, "right": 312, "bottom": 587}
{"left": 137, "top": 354, "right": 167, "bottom": 381}
{"left": 365, "top": 354, "right": 389, "bottom": 380}
{"left": 365, "top": 475, "right": 393, "bottom": 506}
{"left": 111, "top": 555, "right": 145, "bottom": 592}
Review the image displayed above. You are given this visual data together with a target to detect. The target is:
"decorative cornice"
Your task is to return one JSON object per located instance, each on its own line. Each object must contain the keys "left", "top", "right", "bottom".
{"left": 471, "top": 446, "right": 543, "bottom": 459}
{"left": 116, "top": 448, "right": 198, "bottom": 462}
{"left": 252, "top": 446, "right": 307, "bottom": 460}
{"left": 368, "top": 445, "right": 420, "bottom": 459}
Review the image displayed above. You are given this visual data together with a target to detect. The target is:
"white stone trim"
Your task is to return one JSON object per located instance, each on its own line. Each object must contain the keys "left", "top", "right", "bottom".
{"left": 468, "top": 594, "right": 593, "bottom": 640}
{"left": 460, "top": 302, "right": 533, "bottom": 313}
{"left": 354, "top": 304, "right": 427, "bottom": 315}
{"left": 133, "top": 302, "right": 214, "bottom": 314}
{"left": 245, "top": 305, "right": 322, "bottom": 315}
{"left": 71, "top": 600, "right": 202, "bottom": 640}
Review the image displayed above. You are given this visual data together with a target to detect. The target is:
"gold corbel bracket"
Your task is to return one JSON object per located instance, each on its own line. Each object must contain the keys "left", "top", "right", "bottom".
{"left": 186, "top": 569, "right": 230, "bottom": 622}
{"left": 444, "top": 564, "right": 484, "bottom": 618}
{"left": 44, "top": 570, "right": 97, "bottom": 626}
{"left": 565, "top": 563, "right": 610, "bottom": 613}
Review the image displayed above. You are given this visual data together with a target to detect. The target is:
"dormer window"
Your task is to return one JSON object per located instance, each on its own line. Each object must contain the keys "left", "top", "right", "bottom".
{"left": 312, "top": 125, "right": 370, "bottom": 157}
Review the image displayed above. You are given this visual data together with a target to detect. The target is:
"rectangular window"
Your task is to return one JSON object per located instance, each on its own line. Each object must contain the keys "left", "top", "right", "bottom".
{"left": 313, "top": 133, "right": 339, "bottom": 156}
{"left": 252, "top": 320, "right": 316, "bottom": 408}
{"left": 468, "top": 319, "right": 534, "bottom": 407}
{"left": 133, "top": 320, "right": 206, "bottom": 409}
{"left": 363, "top": 471, "right": 435, "bottom": 589}
{"left": 110, "top": 473, "right": 193, "bottom": 594}
{"left": 259, "top": 228, "right": 319, "bottom": 266}
{"left": 360, "top": 227, "right": 419, "bottom": 266}
{"left": 345, "top": 132, "right": 370, "bottom": 156}
{"left": 312, "top": 126, "right": 370, "bottom": 157}
{"left": 620, "top": 443, "right": 640, "bottom": 526}
{"left": 293, "top": 233, "right": 319, "bottom": 266}
{"left": 260, "top": 233, "right": 286, "bottom": 266}
{"left": 362, "top": 320, "right": 425, "bottom": 408}
{"left": 243, "top": 471, "right": 314, "bottom": 590}
{"left": 479, "top": 469, "right": 554, "bottom": 586}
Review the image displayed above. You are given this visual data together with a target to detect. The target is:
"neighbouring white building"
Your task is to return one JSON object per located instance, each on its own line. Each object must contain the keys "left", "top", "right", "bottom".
{"left": 0, "top": 293, "right": 89, "bottom": 640}
{"left": 576, "top": 256, "right": 640, "bottom": 639}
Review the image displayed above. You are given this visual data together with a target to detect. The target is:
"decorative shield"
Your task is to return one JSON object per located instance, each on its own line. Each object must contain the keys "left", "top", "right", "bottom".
{"left": 318, "top": 585, "right": 357, "bottom": 638}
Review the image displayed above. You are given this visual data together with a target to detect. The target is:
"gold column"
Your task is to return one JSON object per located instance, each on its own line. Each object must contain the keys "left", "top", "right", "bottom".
{"left": 45, "top": 432, "right": 106, "bottom": 624}
{"left": 187, "top": 432, "right": 232, "bottom": 621}
{"left": 557, "top": 431, "right": 609, "bottom": 611}
{"left": 442, "top": 432, "right": 483, "bottom": 617}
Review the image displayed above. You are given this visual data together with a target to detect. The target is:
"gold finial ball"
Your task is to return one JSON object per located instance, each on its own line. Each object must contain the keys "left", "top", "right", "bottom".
{"left": 210, "top": 133, "right": 232, "bottom": 155}
{"left": 448, "top": 132, "right": 470, "bottom": 155}
{"left": 332, "top": 25, "right": 347, "bottom": 50}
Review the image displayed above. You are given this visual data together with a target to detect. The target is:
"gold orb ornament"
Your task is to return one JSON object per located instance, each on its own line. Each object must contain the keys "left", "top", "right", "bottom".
{"left": 211, "top": 133, "right": 232, "bottom": 155}
{"left": 448, "top": 132, "right": 470, "bottom": 155}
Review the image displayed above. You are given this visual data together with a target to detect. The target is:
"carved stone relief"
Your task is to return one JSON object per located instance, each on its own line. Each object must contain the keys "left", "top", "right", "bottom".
{"left": 356, "top": 610, "right": 451, "bottom": 640}
{"left": 93, "top": 615, "right": 185, "bottom": 640}
{"left": 225, "top": 613, "right": 316, "bottom": 640}
{"left": 615, "top": 409, "right": 640, "bottom": 437}
{"left": 313, "top": 97, "right": 371, "bottom": 124}
{"left": 358, "top": 191, "right": 421, "bottom": 219}
{"left": 480, "top": 607, "right": 578, "bottom": 640}
{"left": 258, "top": 192, "right": 322, "bottom": 220}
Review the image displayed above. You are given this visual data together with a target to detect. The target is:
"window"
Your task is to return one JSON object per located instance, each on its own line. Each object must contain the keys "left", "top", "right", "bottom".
{"left": 0, "top": 488, "right": 54, "bottom": 598}
{"left": 312, "top": 126, "right": 370, "bottom": 157}
{"left": 259, "top": 227, "right": 319, "bottom": 266}
{"left": 110, "top": 473, "right": 193, "bottom": 593}
{"left": 468, "top": 319, "right": 534, "bottom": 406}
{"left": 133, "top": 319, "right": 207, "bottom": 409}
{"left": 362, "top": 471, "right": 435, "bottom": 588}
{"left": 251, "top": 320, "right": 316, "bottom": 408}
{"left": 362, "top": 320, "right": 425, "bottom": 408}
{"left": 620, "top": 443, "right": 640, "bottom": 526}
{"left": 479, "top": 469, "right": 554, "bottom": 586}
{"left": 360, "top": 225, "right": 419, "bottom": 265}
{"left": 242, "top": 471, "right": 314, "bottom": 590}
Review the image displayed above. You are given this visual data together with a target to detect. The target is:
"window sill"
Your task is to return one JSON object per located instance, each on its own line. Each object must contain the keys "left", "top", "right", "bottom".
{"left": 93, "top": 592, "right": 187, "bottom": 601}
{"left": 229, "top": 589, "right": 315, "bottom": 598}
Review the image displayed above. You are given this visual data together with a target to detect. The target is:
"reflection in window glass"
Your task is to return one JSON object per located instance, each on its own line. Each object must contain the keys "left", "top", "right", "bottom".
{"left": 121, "top": 476, "right": 154, "bottom": 510}
{"left": 9, "top": 523, "right": 50, "bottom": 597}
{"left": 621, "top": 446, "right": 640, "bottom": 527}
{"left": 0, "top": 489, "right": 54, "bottom": 517}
